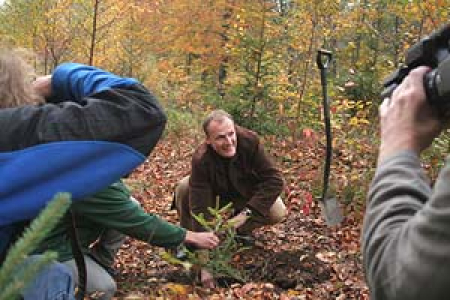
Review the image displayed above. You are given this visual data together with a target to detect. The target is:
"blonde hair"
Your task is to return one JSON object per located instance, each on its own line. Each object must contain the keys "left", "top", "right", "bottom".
{"left": 0, "top": 48, "right": 44, "bottom": 108}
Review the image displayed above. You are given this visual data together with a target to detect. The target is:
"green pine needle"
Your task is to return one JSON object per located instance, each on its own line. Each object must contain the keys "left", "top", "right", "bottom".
{"left": 0, "top": 251, "right": 58, "bottom": 300}
{"left": 167, "top": 202, "right": 248, "bottom": 283}
{"left": 0, "top": 193, "right": 72, "bottom": 296}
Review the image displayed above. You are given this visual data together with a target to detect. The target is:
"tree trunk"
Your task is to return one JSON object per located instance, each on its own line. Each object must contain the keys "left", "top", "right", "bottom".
{"left": 89, "top": 0, "right": 99, "bottom": 66}
{"left": 249, "top": 0, "right": 267, "bottom": 121}
{"left": 293, "top": 13, "right": 317, "bottom": 141}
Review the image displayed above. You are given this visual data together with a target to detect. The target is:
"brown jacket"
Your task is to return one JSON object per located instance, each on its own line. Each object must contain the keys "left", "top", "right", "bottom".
{"left": 186, "top": 126, "right": 284, "bottom": 231}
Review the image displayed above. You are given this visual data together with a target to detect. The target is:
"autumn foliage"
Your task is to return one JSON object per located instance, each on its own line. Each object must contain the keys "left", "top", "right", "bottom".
{"left": 1, "top": 0, "right": 450, "bottom": 298}
{"left": 0, "top": 0, "right": 449, "bottom": 136}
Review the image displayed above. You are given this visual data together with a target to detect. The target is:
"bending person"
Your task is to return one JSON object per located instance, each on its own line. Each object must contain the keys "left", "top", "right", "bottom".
{"left": 0, "top": 48, "right": 182, "bottom": 299}
{"left": 174, "top": 109, "right": 286, "bottom": 287}
{"left": 35, "top": 181, "right": 219, "bottom": 299}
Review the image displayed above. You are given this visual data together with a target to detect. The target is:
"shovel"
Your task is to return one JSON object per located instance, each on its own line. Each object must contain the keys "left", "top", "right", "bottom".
{"left": 316, "top": 49, "right": 343, "bottom": 226}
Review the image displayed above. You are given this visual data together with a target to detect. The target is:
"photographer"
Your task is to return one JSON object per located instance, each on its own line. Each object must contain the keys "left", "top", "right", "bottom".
{"left": 362, "top": 66, "right": 446, "bottom": 300}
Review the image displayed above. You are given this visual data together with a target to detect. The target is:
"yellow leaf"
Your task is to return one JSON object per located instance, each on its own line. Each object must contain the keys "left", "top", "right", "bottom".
{"left": 349, "top": 117, "right": 358, "bottom": 126}
{"left": 287, "top": 289, "right": 303, "bottom": 296}
{"left": 162, "top": 283, "right": 189, "bottom": 295}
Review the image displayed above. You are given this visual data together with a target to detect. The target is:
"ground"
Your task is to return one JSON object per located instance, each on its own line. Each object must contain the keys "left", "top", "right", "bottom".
{"left": 112, "top": 132, "right": 371, "bottom": 299}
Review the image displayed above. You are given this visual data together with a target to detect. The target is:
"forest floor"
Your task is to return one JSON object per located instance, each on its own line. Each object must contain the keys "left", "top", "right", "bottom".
{"left": 112, "top": 131, "right": 373, "bottom": 299}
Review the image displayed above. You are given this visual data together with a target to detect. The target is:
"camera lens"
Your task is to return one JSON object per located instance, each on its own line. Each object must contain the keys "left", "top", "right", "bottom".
{"left": 425, "top": 56, "right": 450, "bottom": 108}
{"left": 424, "top": 69, "right": 439, "bottom": 105}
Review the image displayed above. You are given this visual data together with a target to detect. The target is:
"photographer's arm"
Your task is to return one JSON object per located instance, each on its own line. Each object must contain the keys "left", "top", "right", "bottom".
{"left": 362, "top": 67, "right": 449, "bottom": 300}
{"left": 363, "top": 151, "right": 431, "bottom": 300}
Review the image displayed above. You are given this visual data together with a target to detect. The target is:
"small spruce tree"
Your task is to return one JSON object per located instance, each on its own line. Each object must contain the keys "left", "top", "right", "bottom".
{"left": 163, "top": 198, "right": 248, "bottom": 283}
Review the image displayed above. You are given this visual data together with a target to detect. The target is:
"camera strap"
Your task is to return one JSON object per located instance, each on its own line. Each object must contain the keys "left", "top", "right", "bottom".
{"left": 65, "top": 209, "right": 86, "bottom": 300}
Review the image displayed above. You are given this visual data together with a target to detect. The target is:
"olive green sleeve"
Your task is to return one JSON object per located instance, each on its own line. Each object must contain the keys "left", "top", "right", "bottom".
{"left": 73, "top": 181, "right": 186, "bottom": 248}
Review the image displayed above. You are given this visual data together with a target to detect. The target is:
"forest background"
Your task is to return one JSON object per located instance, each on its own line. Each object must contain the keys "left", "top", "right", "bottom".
{"left": 1, "top": 0, "right": 450, "bottom": 299}
{"left": 1, "top": 0, "right": 449, "bottom": 140}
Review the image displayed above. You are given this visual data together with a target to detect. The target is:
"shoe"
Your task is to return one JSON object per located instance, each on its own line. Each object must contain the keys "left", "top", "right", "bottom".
{"left": 174, "top": 248, "right": 188, "bottom": 261}
{"left": 234, "top": 234, "right": 255, "bottom": 247}
{"left": 168, "top": 246, "right": 189, "bottom": 261}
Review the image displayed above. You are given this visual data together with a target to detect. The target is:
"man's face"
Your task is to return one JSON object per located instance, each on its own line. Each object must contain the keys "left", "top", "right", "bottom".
{"left": 206, "top": 118, "right": 237, "bottom": 158}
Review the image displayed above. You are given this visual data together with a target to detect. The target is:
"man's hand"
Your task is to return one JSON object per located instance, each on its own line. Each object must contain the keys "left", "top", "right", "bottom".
{"left": 227, "top": 211, "right": 249, "bottom": 229}
{"left": 32, "top": 75, "right": 52, "bottom": 98}
{"left": 184, "top": 231, "right": 219, "bottom": 249}
{"left": 378, "top": 66, "right": 443, "bottom": 163}
{"left": 200, "top": 268, "right": 215, "bottom": 288}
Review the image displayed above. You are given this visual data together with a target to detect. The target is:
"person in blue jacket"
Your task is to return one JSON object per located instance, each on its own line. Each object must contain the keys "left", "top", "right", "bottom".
{"left": 0, "top": 47, "right": 169, "bottom": 299}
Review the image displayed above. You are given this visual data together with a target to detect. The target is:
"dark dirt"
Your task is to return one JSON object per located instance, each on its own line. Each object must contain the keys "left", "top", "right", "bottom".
{"left": 238, "top": 247, "right": 332, "bottom": 289}
{"left": 159, "top": 245, "right": 333, "bottom": 290}
{"left": 113, "top": 208, "right": 367, "bottom": 299}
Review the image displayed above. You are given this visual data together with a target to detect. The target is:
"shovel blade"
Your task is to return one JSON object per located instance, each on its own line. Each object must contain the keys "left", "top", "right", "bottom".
{"left": 320, "top": 197, "right": 344, "bottom": 226}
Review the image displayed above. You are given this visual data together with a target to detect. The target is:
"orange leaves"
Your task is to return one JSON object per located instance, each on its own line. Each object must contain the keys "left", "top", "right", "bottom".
{"left": 117, "top": 129, "right": 373, "bottom": 299}
{"left": 302, "top": 128, "right": 316, "bottom": 140}
{"left": 301, "top": 192, "right": 314, "bottom": 216}
{"left": 160, "top": 283, "right": 190, "bottom": 296}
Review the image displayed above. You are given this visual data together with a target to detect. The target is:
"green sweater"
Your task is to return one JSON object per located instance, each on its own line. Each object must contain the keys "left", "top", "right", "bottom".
{"left": 36, "top": 181, "right": 186, "bottom": 262}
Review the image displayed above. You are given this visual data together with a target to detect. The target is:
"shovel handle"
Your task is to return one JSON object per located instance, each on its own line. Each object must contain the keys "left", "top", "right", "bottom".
{"left": 317, "top": 49, "right": 332, "bottom": 70}
{"left": 316, "top": 48, "right": 333, "bottom": 201}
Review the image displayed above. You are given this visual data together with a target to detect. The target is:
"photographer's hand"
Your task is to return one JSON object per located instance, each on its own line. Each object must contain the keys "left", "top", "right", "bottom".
{"left": 378, "top": 66, "right": 443, "bottom": 164}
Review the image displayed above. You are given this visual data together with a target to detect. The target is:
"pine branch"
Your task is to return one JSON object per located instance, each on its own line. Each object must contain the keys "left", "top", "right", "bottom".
{"left": 0, "top": 251, "right": 58, "bottom": 300}
{"left": 0, "top": 193, "right": 71, "bottom": 298}
{"left": 165, "top": 202, "right": 248, "bottom": 283}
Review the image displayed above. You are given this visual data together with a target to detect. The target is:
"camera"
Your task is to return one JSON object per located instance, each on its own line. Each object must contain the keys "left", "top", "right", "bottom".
{"left": 381, "top": 23, "right": 450, "bottom": 115}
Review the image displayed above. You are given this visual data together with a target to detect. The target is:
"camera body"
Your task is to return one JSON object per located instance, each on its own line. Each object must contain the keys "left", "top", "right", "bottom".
{"left": 381, "top": 24, "right": 450, "bottom": 115}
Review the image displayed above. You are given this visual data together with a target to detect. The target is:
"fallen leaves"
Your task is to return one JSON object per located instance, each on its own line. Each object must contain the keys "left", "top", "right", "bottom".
{"left": 114, "top": 131, "right": 371, "bottom": 299}
{"left": 315, "top": 251, "right": 338, "bottom": 264}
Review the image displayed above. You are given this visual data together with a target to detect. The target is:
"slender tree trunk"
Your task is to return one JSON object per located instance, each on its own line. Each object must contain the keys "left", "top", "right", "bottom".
{"left": 352, "top": 0, "right": 366, "bottom": 66}
{"left": 393, "top": 16, "right": 400, "bottom": 67}
{"left": 128, "top": 4, "right": 135, "bottom": 78}
{"left": 89, "top": 0, "right": 99, "bottom": 66}
{"left": 186, "top": 53, "right": 192, "bottom": 76}
{"left": 249, "top": 0, "right": 266, "bottom": 121}
{"left": 217, "top": 2, "right": 234, "bottom": 98}
{"left": 44, "top": 49, "right": 49, "bottom": 75}
{"left": 293, "top": 14, "right": 317, "bottom": 141}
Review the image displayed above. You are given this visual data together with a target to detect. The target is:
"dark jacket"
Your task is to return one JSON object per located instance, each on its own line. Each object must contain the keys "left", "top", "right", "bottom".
{"left": 0, "top": 63, "right": 166, "bottom": 156}
{"left": 187, "top": 126, "right": 284, "bottom": 231}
